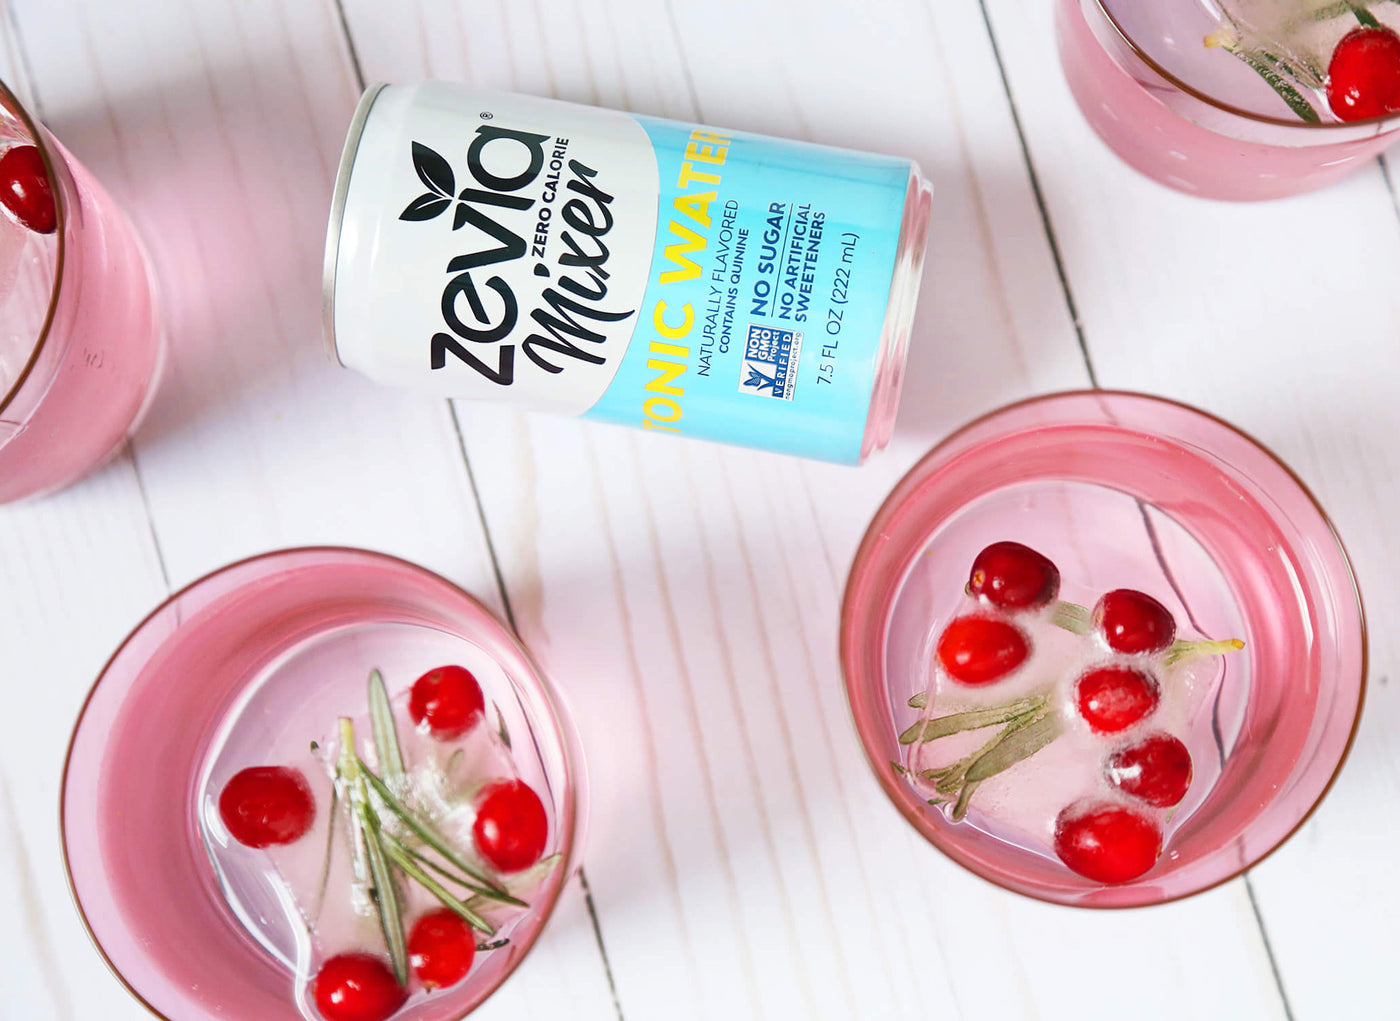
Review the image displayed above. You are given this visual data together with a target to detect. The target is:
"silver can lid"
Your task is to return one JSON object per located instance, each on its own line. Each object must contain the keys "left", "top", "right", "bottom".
{"left": 322, "top": 82, "right": 388, "bottom": 367}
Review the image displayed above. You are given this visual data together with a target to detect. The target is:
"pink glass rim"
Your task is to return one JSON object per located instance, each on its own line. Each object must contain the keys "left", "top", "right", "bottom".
{"left": 839, "top": 390, "right": 1368, "bottom": 908}
{"left": 59, "top": 546, "right": 585, "bottom": 1020}
{"left": 1088, "top": 0, "right": 1400, "bottom": 131}
{"left": 0, "top": 76, "right": 65, "bottom": 417}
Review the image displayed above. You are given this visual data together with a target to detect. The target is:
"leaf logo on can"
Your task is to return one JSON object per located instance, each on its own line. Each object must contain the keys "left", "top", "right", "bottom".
{"left": 396, "top": 128, "right": 637, "bottom": 387}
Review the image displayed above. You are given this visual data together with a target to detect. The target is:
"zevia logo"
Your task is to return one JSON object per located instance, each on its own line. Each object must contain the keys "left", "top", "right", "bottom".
{"left": 398, "top": 125, "right": 637, "bottom": 386}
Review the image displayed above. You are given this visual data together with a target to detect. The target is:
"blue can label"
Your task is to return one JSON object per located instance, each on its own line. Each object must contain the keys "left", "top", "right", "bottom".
{"left": 582, "top": 115, "right": 912, "bottom": 464}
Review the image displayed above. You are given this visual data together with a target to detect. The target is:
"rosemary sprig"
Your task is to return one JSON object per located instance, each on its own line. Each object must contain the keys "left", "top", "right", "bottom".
{"left": 1164, "top": 637, "right": 1246, "bottom": 666}
{"left": 1048, "top": 600, "right": 1246, "bottom": 666}
{"left": 897, "top": 696, "right": 1045, "bottom": 745}
{"left": 338, "top": 730, "right": 370, "bottom": 896}
{"left": 368, "top": 669, "right": 406, "bottom": 787}
{"left": 316, "top": 673, "right": 557, "bottom": 993}
{"left": 1050, "top": 600, "right": 1091, "bottom": 635}
{"left": 1293, "top": 0, "right": 1379, "bottom": 26}
{"left": 1204, "top": 25, "right": 1321, "bottom": 122}
{"left": 340, "top": 718, "right": 409, "bottom": 985}
{"left": 494, "top": 702, "right": 513, "bottom": 750}
{"left": 363, "top": 811, "right": 410, "bottom": 984}
{"left": 358, "top": 762, "right": 518, "bottom": 902}
{"left": 1259, "top": 47, "right": 1325, "bottom": 93}
{"left": 312, "top": 778, "right": 338, "bottom": 919}
{"left": 920, "top": 723, "right": 1024, "bottom": 795}
{"left": 381, "top": 837, "right": 496, "bottom": 935}
{"left": 1348, "top": 2, "right": 1383, "bottom": 28}
{"left": 951, "top": 710, "right": 1061, "bottom": 822}
{"left": 381, "top": 829, "right": 528, "bottom": 908}
{"left": 896, "top": 692, "right": 1056, "bottom": 820}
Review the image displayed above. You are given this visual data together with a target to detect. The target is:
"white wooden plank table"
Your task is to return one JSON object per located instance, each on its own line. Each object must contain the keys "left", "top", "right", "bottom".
{"left": 0, "top": 0, "right": 1392, "bottom": 1018}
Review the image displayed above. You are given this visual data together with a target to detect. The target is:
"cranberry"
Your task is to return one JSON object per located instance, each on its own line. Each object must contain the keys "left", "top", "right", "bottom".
{"left": 968, "top": 541, "right": 1061, "bottom": 610}
{"left": 409, "top": 908, "right": 477, "bottom": 990}
{"left": 312, "top": 953, "right": 406, "bottom": 1021}
{"left": 935, "top": 615, "right": 1029, "bottom": 686}
{"left": 0, "top": 145, "right": 55, "bottom": 234}
{"left": 473, "top": 779, "right": 548, "bottom": 873}
{"left": 1107, "top": 733, "right": 1194, "bottom": 808}
{"left": 1074, "top": 666, "right": 1159, "bottom": 734}
{"left": 1326, "top": 26, "right": 1400, "bottom": 122}
{"left": 1093, "top": 589, "right": 1176, "bottom": 654}
{"left": 218, "top": 766, "right": 315, "bottom": 848}
{"left": 409, "top": 664, "right": 485, "bottom": 739}
{"left": 1053, "top": 802, "right": 1162, "bottom": 884}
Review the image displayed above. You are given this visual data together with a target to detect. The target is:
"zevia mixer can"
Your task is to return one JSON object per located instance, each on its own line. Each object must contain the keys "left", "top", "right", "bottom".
{"left": 325, "top": 82, "right": 931, "bottom": 464}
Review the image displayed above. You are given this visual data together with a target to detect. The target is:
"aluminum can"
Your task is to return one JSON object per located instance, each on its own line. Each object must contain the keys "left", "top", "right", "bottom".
{"left": 325, "top": 82, "right": 930, "bottom": 463}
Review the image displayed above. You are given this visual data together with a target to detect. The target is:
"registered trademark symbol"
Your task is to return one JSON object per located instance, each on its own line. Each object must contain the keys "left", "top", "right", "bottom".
{"left": 479, "top": 111, "right": 493, "bottom": 120}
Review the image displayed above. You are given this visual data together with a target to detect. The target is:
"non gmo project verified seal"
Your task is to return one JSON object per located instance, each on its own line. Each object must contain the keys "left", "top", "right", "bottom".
{"left": 739, "top": 325, "right": 801, "bottom": 402}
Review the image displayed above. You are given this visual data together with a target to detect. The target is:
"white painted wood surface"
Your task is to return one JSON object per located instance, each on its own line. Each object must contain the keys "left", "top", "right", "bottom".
{"left": 0, "top": 0, "right": 1390, "bottom": 1017}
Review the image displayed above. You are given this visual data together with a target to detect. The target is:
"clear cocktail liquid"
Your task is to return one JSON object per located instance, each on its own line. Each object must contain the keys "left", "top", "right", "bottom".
{"left": 197, "top": 622, "right": 559, "bottom": 1019}
{"left": 1111, "top": 0, "right": 1400, "bottom": 121}
{"left": 886, "top": 480, "right": 1251, "bottom": 864}
{"left": 0, "top": 106, "right": 164, "bottom": 502}
{"left": 0, "top": 135, "right": 55, "bottom": 404}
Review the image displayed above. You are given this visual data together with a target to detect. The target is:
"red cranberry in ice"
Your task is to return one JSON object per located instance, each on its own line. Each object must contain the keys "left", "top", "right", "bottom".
{"left": 1327, "top": 26, "right": 1400, "bottom": 122}
{"left": 968, "top": 541, "right": 1061, "bottom": 610}
{"left": 0, "top": 144, "right": 55, "bottom": 234}
{"left": 218, "top": 766, "right": 315, "bottom": 848}
{"left": 1094, "top": 589, "right": 1176, "bottom": 654}
{"left": 1075, "top": 665, "right": 1160, "bottom": 734}
{"left": 1054, "top": 802, "right": 1162, "bottom": 884}
{"left": 936, "top": 615, "right": 1030, "bottom": 686}
{"left": 473, "top": 779, "right": 548, "bottom": 873}
{"left": 312, "top": 953, "right": 406, "bottom": 1021}
{"left": 409, "top": 908, "right": 477, "bottom": 990}
{"left": 409, "top": 664, "right": 485, "bottom": 739}
{"left": 1107, "top": 733, "right": 1194, "bottom": 808}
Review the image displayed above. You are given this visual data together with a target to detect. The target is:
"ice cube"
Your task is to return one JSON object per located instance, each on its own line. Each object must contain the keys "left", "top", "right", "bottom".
{"left": 1211, "top": 0, "right": 1396, "bottom": 81}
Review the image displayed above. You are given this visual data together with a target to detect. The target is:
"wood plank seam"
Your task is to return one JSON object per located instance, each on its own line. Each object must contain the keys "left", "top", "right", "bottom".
{"left": 322, "top": 5, "right": 624, "bottom": 1013}
{"left": 0, "top": 8, "right": 163, "bottom": 1014}
{"left": 328, "top": 0, "right": 367, "bottom": 92}
{"left": 442, "top": 324, "right": 627, "bottom": 1021}
{"left": 0, "top": 0, "right": 38, "bottom": 113}
{"left": 713, "top": 456, "right": 859, "bottom": 1019}
{"left": 0, "top": 769, "right": 75, "bottom": 1020}
{"left": 126, "top": 439, "right": 174, "bottom": 591}
{"left": 975, "top": 4, "right": 1300, "bottom": 1018}
{"left": 750, "top": 464, "right": 911, "bottom": 1012}
{"left": 580, "top": 435, "right": 705, "bottom": 1015}
{"left": 623, "top": 439, "right": 775, "bottom": 1019}
{"left": 974, "top": 0, "right": 1097, "bottom": 387}
{"left": 1245, "top": 879, "right": 1298, "bottom": 1021}
{"left": 1380, "top": 153, "right": 1400, "bottom": 221}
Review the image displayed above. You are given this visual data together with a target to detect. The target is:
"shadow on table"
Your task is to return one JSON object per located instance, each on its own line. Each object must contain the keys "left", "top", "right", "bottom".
{"left": 35, "top": 52, "right": 363, "bottom": 465}
{"left": 892, "top": 155, "right": 1095, "bottom": 451}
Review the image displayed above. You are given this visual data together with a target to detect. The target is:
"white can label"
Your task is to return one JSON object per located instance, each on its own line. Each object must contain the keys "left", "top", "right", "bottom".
{"left": 331, "top": 84, "right": 659, "bottom": 414}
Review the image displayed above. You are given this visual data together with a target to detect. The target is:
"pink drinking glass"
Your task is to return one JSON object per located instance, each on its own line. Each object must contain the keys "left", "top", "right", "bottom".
{"left": 841, "top": 391, "right": 1365, "bottom": 907}
{"left": 0, "top": 78, "right": 162, "bottom": 503}
{"left": 1058, "top": 0, "right": 1400, "bottom": 200}
{"left": 62, "top": 548, "right": 586, "bottom": 1019}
